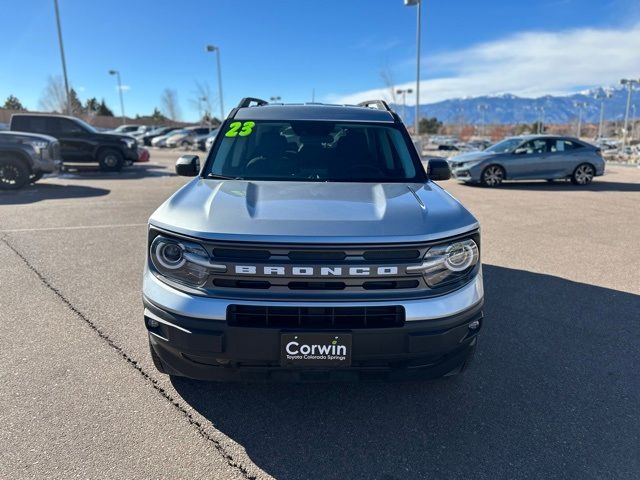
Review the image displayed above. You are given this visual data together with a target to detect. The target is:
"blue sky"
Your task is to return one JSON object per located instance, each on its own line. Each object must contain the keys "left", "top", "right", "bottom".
{"left": 1, "top": 0, "right": 639, "bottom": 121}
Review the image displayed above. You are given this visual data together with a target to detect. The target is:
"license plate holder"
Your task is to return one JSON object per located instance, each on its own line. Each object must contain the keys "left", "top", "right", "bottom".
{"left": 280, "top": 333, "right": 352, "bottom": 367}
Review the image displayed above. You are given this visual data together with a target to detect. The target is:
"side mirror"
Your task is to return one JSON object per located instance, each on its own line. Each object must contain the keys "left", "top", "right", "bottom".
{"left": 175, "top": 155, "right": 200, "bottom": 177}
{"left": 427, "top": 158, "right": 451, "bottom": 181}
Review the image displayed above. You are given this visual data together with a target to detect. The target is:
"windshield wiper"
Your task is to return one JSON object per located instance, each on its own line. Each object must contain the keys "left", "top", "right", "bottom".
{"left": 206, "top": 173, "right": 242, "bottom": 180}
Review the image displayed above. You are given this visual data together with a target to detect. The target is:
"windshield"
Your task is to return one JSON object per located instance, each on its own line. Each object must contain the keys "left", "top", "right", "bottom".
{"left": 485, "top": 138, "right": 523, "bottom": 153}
{"left": 204, "top": 120, "right": 422, "bottom": 182}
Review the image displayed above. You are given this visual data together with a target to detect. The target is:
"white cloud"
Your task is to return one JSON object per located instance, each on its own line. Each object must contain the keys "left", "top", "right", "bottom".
{"left": 328, "top": 24, "right": 640, "bottom": 105}
{"left": 117, "top": 85, "right": 131, "bottom": 92}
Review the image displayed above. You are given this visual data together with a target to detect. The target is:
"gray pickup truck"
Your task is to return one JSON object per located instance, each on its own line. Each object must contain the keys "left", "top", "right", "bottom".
{"left": 0, "top": 131, "right": 61, "bottom": 189}
{"left": 143, "top": 98, "right": 484, "bottom": 381}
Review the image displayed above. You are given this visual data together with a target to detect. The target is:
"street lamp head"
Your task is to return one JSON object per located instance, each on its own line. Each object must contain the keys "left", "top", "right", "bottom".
{"left": 108, "top": 69, "right": 117, "bottom": 75}
{"left": 407, "top": 88, "right": 413, "bottom": 93}
{"left": 404, "top": 0, "right": 420, "bottom": 5}
{"left": 205, "top": 45, "right": 217, "bottom": 52}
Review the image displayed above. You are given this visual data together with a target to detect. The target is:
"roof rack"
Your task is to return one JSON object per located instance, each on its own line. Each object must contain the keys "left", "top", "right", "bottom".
{"left": 237, "top": 97, "right": 269, "bottom": 108}
{"left": 357, "top": 100, "right": 393, "bottom": 112}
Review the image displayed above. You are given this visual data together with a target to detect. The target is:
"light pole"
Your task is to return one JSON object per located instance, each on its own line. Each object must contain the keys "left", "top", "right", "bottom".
{"left": 632, "top": 104, "right": 637, "bottom": 141}
{"left": 404, "top": 0, "right": 421, "bottom": 136}
{"left": 206, "top": 45, "right": 225, "bottom": 122}
{"left": 574, "top": 101, "right": 587, "bottom": 138}
{"left": 620, "top": 78, "right": 639, "bottom": 146}
{"left": 396, "top": 88, "right": 413, "bottom": 124}
{"left": 478, "top": 104, "right": 488, "bottom": 137}
{"left": 596, "top": 90, "right": 612, "bottom": 139}
{"left": 270, "top": 96, "right": 282, "bottom": 103}
{"left": 108, "top": 70, "right": 126, "bottom": 125}
{"left": 53, "top": 0, "right": 71, "bottom": 114}
{"left": 535, "top": 106, "right": 545, "bottom": 134}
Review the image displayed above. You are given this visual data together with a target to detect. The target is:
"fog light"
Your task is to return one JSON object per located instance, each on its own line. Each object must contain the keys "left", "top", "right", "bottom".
{"left": 147, "top": 317, "right": 159, "bottom": 328}
{"left": 468, "top": 320, "right": 480, "bottom": 330}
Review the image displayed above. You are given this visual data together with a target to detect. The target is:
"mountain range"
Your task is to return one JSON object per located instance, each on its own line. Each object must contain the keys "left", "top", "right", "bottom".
{"left": 392, "top": 87, "right": 636, "bottom": 126}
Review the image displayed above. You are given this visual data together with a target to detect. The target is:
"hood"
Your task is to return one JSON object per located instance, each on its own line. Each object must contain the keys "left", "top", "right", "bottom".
{"left": 149, "top": 180, "right": 479, "bottom": 244}
{"left": 448, "top": 151, "right": 495, "bottom": 164}
{"left": 98, "top": 132, "right": 135, "bottom": 142}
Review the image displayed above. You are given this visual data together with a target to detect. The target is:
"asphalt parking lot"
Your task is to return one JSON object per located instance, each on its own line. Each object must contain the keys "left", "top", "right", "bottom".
{"left": 1, "top": 150, "right": 639, "bottom": 480}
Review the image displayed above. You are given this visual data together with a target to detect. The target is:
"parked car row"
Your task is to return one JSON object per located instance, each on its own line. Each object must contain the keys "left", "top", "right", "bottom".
{"left": 447, "top": 135, "right": 605, "bottom": 186}
{"left": 150, "top": 126, "right": 217, "bottom": 151}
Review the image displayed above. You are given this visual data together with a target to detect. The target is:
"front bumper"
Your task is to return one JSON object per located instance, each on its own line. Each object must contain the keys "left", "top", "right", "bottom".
{"left": 123, "top": 147, "right": 139, "bottom": 161}
{"left": 143, "top": 270, "right": 484, "bottom": 381}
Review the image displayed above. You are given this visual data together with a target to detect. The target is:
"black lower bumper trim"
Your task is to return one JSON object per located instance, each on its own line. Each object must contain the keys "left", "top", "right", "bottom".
{"left": 144, "top": 298, "right": 483, "bottom": 382}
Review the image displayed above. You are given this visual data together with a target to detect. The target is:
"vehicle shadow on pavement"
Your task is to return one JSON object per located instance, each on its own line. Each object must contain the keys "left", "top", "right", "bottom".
{"left": 0, "top": 183, "right": 110, "bottom": 205}
{"left": 171, "top": 265, "right": 640, "bottom": 480}
{"left": 464, "top": 180, "right": 640, "bottom": 192}
{"left": 60, "top": 163, "right": 174, "bottom": 180}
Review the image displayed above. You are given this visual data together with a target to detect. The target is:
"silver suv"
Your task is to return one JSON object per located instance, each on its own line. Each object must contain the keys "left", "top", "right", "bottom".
{"left": 143, "top": 98, "right": 483, "bottom": 381}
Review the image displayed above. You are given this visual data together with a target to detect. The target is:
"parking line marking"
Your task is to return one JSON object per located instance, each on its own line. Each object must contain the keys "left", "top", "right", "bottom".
{"left": 1, "top": 223, "right": 146, "bottom": 233}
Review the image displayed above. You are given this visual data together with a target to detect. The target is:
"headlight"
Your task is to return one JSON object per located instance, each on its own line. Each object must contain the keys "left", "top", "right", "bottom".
{"left": 27, "top": 140, "right": 48, "bottom": 155}
{"left": 150, "top": 235, "right": 224, "bottom": 288}
{"left": 407, "top": 237, "right": 479, "bottom": 288}
{"left": 123, "top": 138, "right": 136, "bottom": 149}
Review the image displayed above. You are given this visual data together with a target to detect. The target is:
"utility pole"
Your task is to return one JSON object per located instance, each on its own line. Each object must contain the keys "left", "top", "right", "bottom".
{"left": 109, "top": 70, "right": 126, "bottom": 125}
{"left": 596, "top": 90, "right": 612, "bottom": 139}
{"left": 575, "top": 101, "right": 587, "bottom": 138}
{"left": 206, "top": 45, "right": 225, "bottom": 122}
{"left": 404, "top": 0, "right": 422, "bottom": 136}
{"left": 53, "top": 0, "right": 71, "bottom": 114}
{"left": 396, "top": 88, "right": 413, "bottom": 124}
{"left": 478, "top": 104, "right": 488, "bottom": 137}
{"left": 620, "top": 78, "right": 639, "bottom": 146}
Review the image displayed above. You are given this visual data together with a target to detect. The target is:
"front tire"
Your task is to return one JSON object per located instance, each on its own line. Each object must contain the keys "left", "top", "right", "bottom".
{"left": 481, "top": 165, "right": 504, "bottom": 187}
{"left": 0, "top": 157, "right": 30, "bottom": 190}
{"left": 98, "top": 148, "right": 124, "bottom": 172}
{"left": 571, "top": 163, "right": 595, "bottom": 185}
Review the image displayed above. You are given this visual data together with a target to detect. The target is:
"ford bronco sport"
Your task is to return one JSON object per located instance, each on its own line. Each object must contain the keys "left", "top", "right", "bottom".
{"left": 144, "top": 98, "right": 483, "bottom": 381}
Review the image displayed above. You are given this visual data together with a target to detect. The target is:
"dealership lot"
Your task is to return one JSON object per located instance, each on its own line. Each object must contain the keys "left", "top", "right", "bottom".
{"left": 1, "top": 150, "right": 638, "bottom": 479}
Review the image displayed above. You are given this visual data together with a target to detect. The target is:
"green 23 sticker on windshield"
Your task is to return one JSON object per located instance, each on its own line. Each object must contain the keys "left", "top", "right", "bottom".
{"left": 225, "top": 121, "right": 255, "bottom": 137}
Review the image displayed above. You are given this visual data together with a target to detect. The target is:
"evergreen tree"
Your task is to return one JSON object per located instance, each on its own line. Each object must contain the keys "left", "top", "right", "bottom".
{"left": 97, "top": 99, "right": 114, "bottom": 116}
{"left": 3, "top": 95, "right": 25, "bottom": 111}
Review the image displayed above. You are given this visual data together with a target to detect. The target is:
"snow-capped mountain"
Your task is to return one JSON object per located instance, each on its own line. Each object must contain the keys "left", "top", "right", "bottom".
{"left": 393, "top": 87, "right": 634, "bottom": 125}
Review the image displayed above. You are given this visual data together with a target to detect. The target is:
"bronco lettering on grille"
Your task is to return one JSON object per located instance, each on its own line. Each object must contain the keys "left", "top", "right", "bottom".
{"left": 234, "top": 265, "right": 399, "bottom": 276}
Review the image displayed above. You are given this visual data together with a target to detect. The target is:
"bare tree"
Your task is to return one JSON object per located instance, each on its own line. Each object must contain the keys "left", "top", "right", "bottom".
{"left": 161, "top": 88, "right": 181, "bottom": 121}
{"left": 38, "top": 76, "right": 68, "bottom": 113}
{"left": 189, "top": 81, "right": 217, "bottom": 125}
{"left": 380, "top": 64, "right": 397, "bottom": 105}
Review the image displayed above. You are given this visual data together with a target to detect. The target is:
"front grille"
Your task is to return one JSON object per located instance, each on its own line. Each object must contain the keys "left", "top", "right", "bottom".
{"left": 227, "top": 305, "right": 405, "bottom": 329}
{"left": 201, "top": 241, "right": 433, "bottom": 298}
{"left": 49, "top": 142, "right": 61, "bottom": 160}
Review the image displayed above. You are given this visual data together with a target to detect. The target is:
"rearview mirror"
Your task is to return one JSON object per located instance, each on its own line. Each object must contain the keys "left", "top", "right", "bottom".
{"left": 427, "top": 158, "right": 451, "bottom": 181}
{"left": 175, "top": 155, "right": 200, "bottom": 177}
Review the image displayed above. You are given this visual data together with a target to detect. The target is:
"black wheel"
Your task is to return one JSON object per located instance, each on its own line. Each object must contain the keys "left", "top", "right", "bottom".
{"left": 480, "top": 165, "right": 504, "bottom": 187}
{"left": 30, "top": 171, "right": 44, "bottom": 183}
{"left": 0, "top": 157, "right": 30, "bottom": 190}
{"left": 571, "top": 163, "right": 595, "bottom": 185}
{"left": 98, "top": 148, "right": 124, "bottom": 172}
{"left": 149, "top": 340, "right": 168, "bottom": 374}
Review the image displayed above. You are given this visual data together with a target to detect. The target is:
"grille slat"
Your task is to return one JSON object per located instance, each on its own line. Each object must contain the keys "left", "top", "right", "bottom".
{"left": 227, "top": 305, "right": 404, "bottom": 329}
